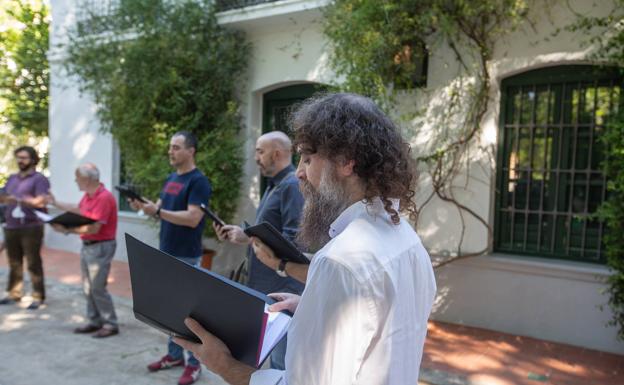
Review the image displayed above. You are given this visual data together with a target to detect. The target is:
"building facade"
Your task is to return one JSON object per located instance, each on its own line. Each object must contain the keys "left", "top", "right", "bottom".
{"left": 48, "top": 0, "right": 624, "bottom": 354}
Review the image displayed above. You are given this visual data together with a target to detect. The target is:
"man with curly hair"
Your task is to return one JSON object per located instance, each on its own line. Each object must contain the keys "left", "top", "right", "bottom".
{"left": 174, "top": 93, "right": 437, "bottom": 385}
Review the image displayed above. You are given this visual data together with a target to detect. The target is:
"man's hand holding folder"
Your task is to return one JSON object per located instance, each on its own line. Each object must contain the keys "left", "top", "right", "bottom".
{"left": 174, "top": 292, "right": 301, "bottom": 384}
{"left": 174, "top": 318, "right": 257, "bottom": 383}
{"left": 266, "top": 292, "right": 300, "bottom": 314}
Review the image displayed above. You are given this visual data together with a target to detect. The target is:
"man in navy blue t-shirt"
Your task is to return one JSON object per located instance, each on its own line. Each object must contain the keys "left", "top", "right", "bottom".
{"left": 130, "top": 131, "right": 211, "bottom": 385}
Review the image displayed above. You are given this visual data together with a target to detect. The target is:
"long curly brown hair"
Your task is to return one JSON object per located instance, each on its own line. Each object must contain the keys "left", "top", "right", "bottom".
{"left": 290, "top": 92, "right": 417, "bottom": 224}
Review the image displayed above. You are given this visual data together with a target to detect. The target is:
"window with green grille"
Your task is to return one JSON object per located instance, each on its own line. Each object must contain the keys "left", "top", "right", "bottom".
{"left": 495, "top": 65, "right": 622, "bottom": 263}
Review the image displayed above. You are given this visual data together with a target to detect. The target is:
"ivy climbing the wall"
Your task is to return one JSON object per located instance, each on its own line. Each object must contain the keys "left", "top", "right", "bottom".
{"left": 323, "top": 0, "right": 534, "bottom": 262}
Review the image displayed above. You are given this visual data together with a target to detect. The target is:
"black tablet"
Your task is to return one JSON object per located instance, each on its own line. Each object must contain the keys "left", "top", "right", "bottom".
{"left": 199, "top": 203, "right": 225, "bottom": 227}
{"left": 243, "top": 222, "right": 310, "bottom": 265}
{"left": 115, "top": 185, "right": 147, "bottom": 203}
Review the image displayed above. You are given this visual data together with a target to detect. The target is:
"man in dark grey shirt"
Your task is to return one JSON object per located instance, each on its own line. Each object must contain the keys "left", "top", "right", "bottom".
{"left": 215, "top": 130, "right": 304, "bottom": 370}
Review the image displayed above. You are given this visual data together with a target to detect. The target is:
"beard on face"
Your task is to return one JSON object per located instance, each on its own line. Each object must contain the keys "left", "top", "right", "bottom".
{"left": 17, "top": 160, "right": 33, "bottom": 171}
{"left": 257, "top": 158, "right": 275, "bottom": 177}
{"left": 296, "top": 164, "right": 351, "bottom": 253}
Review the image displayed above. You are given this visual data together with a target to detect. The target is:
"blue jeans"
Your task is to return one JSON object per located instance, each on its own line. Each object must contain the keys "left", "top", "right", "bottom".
{"left": 168, "top": 336, "right": 199, "bottom": 367}
{"left": 167, "top": 256, "right": 200, "bottom": 367}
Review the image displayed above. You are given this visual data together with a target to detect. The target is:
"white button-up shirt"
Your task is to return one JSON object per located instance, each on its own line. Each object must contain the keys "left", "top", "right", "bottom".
{"left": 250, "top": 198, "right": 437, "bottom": 385}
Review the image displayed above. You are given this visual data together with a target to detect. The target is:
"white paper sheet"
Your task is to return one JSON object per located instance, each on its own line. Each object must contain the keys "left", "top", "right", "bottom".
{"left": 34, "top": 210, "right": 52, "bottom": 222}
{"left": 258, "top": 304, "right": 291, "bottom": 365}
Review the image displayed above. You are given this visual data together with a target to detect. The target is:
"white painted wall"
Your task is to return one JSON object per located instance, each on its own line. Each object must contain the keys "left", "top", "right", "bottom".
{"left": 408, "top": 0, "right": 623, "bottom": 354}
{"left": 47, "top": 0, "right": 159, "bottom": 259}
{"left": 433, "top": 254, "right": 618, "bottom": 352}
{"left": 47, "top": 0, "right": 624, "bottom": 353}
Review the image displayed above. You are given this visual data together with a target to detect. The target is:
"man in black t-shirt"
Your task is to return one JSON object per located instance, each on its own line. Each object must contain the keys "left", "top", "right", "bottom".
{"left": 129, "top": 131, "right": 211, "bottom": 385}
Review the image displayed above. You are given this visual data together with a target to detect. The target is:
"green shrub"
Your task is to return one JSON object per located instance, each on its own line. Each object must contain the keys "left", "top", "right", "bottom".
{"left": 64, "top": 0, "right": 250, "bottom": 226}
{"left": 567, "top": 0, "right": 624, "bottom": 339}
{"left": 0, "top": 0, "right": 49, "bottom": 137}
{"left": 598, "top": 110, "right": 624, "bottom": 339}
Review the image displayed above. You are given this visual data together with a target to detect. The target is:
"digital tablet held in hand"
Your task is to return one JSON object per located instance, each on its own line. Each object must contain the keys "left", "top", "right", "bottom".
{"left": 243, "top": 222, "right": 310, "bottom": 265}
{"left": 115, "top": 185, "right": 147, "bottom": 203}
{"left": 199, "top": 204, "right": 225, "bottom": 227}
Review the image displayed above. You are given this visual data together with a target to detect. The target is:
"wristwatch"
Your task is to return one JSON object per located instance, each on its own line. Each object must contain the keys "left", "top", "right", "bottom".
{"left": 155, "top": 206, "right": 162, "bottom": 219}
{"left": 276, "top": 260, "right": 288, "bottom": 278}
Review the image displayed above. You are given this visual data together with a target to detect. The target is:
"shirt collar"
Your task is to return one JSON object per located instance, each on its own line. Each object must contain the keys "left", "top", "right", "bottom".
{"left": 267, "top": 164, "right": 295, "bottom": 188}
{"left": 16, "top": 170, "right": 36, "bottom": 179}
{"left": 328, "top": 197, "right": 400, "bottom": 239}
{"left": 87, "top": 183, "right": 105, "bottom": 199}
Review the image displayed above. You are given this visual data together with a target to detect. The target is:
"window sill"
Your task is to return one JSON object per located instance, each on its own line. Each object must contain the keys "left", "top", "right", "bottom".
{"left": 118, "top": 211, "right": 153, "bottom": 224}
{"left": 447, "top": 253, "right": 612, "bottom": 283}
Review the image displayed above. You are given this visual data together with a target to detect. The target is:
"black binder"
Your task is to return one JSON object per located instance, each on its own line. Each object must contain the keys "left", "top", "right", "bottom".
{"left": 124, "top": 234, "right": 291, "bottom": 368}
{"left": 243, "top": 222, "right": 310, "bottom": 265}
{"left": 36, "top": 210, "right": 97, "bottom": 228}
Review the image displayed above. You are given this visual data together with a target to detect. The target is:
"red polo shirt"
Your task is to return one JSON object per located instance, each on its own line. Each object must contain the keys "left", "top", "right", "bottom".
{"left": 79, "top": 184, "right": 117, "bottom": 241}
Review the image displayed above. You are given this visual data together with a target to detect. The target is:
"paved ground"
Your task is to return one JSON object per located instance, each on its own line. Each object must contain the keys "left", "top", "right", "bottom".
{"left": 1, "top": 247, "right": 623, "bottom": 385}
{"left": 0, "top": 268, "right": 228, "bottom": 385}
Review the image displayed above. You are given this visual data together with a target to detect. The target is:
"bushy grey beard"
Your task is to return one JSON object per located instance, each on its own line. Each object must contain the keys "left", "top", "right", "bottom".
{"left": 296, "top": 166, "right": 351, "bottom": 252}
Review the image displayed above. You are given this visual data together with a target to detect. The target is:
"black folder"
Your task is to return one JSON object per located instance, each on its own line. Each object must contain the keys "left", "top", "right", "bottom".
{"left": 36, "top": 210, "right": 97, "bottom": 228}
{"left": 115, "top": 185, "right": 147, "bottom": 203}
{"left": 243, "top": 222, "right": 310, "bottom": 265}
{"left": 125, "top": 234, "right": 291, "bottom": 368}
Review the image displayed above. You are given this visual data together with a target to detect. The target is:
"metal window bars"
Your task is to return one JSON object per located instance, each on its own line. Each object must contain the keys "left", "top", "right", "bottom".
{"left": 495, "top": 67, "right": 622, "bottom": 263}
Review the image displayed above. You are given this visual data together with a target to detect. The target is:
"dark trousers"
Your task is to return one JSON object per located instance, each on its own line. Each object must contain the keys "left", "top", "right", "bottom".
{"left": 3, "top": 225, "right": 45, "bottom": 301}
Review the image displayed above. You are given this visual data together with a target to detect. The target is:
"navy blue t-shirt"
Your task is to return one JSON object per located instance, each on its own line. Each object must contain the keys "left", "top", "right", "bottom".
{"left": 159, "top": 168, "right": 212, "bottom": 258}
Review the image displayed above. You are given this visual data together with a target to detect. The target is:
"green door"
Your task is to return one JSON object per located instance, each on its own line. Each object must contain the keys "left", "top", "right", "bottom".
{"left": 260, "top": 83, "right": 326, "bottom": 191}
{"left": 262, "top": 83, "right": 326, "bottom": 133}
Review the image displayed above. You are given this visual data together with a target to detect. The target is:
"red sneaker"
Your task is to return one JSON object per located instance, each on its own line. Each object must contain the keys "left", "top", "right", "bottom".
{"left": 147, "top": 355, "right": 184, "bottom": 372}
{"left": 178, "top": 365, "right": 201, "bottom": 385}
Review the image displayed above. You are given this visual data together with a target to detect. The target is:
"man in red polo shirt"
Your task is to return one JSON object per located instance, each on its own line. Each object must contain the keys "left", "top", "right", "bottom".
{"left": 48, "top": 163, "right": 119, "bottom": 338}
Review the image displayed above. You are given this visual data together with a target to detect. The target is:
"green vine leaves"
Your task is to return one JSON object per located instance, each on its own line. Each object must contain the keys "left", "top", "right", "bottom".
{"left": 323, "top": 0, "right": 534, "bottom": 265}
{"left": 62, "top": 0, "right": 251, "bottom": 230}
{"left": 566, "top": 0, "right": 624, "bottom": 340}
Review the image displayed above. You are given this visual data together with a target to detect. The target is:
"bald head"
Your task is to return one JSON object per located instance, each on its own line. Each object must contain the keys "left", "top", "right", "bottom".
{"left": 76, "top": 163, "right": 100, "bottom": 181}
{"left": 75, "top": 162, "right": 101, "bottom": 193}
{"left": 258, "top": 131, "right": 292, "bottom": 153}
{"left": 255, "top": 131, "right": 294, "bottom": 177}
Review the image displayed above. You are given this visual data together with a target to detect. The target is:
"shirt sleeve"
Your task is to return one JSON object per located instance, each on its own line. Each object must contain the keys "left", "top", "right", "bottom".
{"left": 187, "top": 176, "right": 212, "bottom": 207}
{"left": 285, "top": 256, "right": 379, "bottom": 384}
{"left": 33, "top": 175, "right": 50, "bottom": 197}
{"left": 278, "top": 181, "right": 304, "bottom": 243}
